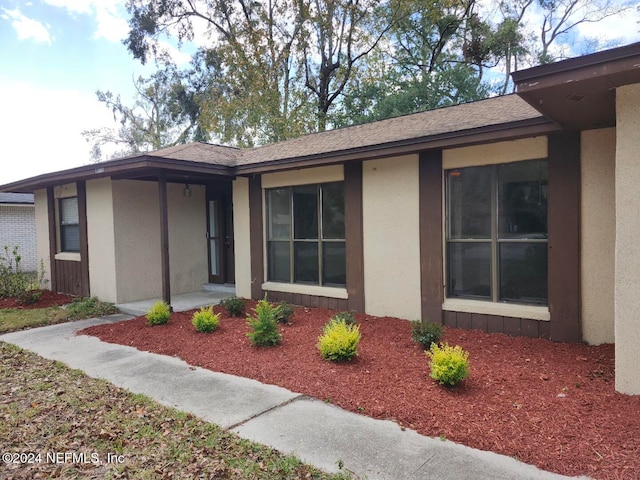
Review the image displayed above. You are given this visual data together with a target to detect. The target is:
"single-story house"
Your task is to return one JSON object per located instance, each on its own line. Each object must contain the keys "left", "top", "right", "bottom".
{"left": 0, "top": 192, "right": 37, "bottom": 272}
{"left": 2, "top": 43, "right": 639, "bottom": 394}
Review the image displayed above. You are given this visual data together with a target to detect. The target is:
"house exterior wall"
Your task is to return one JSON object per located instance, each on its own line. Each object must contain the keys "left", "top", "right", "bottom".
{"left": 111, "top": 180, "right": 207, "bottom": 303}
{"left": 362, "top": 154, "right": 421, "bottom": 319}
{"left": 580, "top": 128, "right": 615, "bottom": 345}
{"left": 86, "top": 178, "right": 118, "bottom": 303}
{"left": 614, "top": 83, "right": 640, "bottom": 395}
{"left": 0, "top": 203, "right": 36, "bottom": 272}
{"left": 34, "top": 189, "right": 50, "bottom": 286}
{"left": 232, "top": 177, "right": 252, "bottom": 298}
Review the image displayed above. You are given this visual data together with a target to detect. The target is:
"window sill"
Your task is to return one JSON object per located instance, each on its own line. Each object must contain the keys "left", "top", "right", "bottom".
{"left": 442, "top": 298, "right": 550, "bottom": 321}
{"left": 55, "top": 252, "right": 81, "bottom": 262}
{"left": 262, "top": 282, "right": 348, "bottom": 299}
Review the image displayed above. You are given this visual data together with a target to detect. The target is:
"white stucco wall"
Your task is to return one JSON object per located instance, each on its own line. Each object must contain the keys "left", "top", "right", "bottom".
{"left": 614, "top": 83, "right": 640, "bottom": 395}
{"left": 232, "top": 177, "right": 252, "bottom": 298}
{"left": 34, "top": 189, "right": 50, "bottom": 287}
{"left": 362, "top": 155, "right": 421, "bottom": 319}
{"left": 111, "top": 180, "right": 207, "bottom": 303}
{"left": 86, "top": 178, "right": 118, "bottom": 303}
{"left": 581, "top": 129, "right": 615, "bottom": 345}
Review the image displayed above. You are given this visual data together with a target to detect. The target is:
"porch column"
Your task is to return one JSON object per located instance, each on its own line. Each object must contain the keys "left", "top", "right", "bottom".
{"left": 614, "top": 83, "right": 640, "bottom": 395}
{"left": 158, "top": 174, "right": 171, "bottom": 307}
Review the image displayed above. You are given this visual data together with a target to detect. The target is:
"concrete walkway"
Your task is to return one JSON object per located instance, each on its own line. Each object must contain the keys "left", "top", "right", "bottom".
{"left": 0, "top": 317, "right": 588, "bottom": 480}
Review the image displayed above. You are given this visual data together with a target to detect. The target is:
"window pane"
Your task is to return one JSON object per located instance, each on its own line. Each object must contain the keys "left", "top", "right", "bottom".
{"left": 448, "top": 167, "right": 492, "bottom": 239}
{"left": 293, "top": 185, "right": 318, "bottom": 239}
{"left": 499, "top": 243, "right": 548, "bottom": 304}
{"left": 294, "top": 242, "right": 319, "bottom": 284}
{"left": 267, "top": 189, "right": 291, "bottom": 240}
{"left": 498, "top": 160, "right": 548, "bottom": 239}
{"left": 268, "top": 241, "right": 290, "bottom": 282}
{"left": 323, "top": 242, "right": 346, "bottom": 286}
{"left": 62, "top": 225, "right": 80, "bottom": 252}
{"left": 60, "top": 197, "right": 79, "bottom": 225}
{"left": 209, "top": 239, "right": 219, "bottom": 275}
{"left": 447, "top": 242, "right": 491, "bottom": 299}
{"left": 322, "top": 182, "right": 345, "bottom": 239}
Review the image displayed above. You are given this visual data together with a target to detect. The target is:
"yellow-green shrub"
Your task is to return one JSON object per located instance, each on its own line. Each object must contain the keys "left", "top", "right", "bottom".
{"left": 426, "top": 343, "right": 469, "bottom": 386}
{"left": 191, "top": 306, "right": 220, "bottom": 333}
{"left": 317, "top": 319, "right": 361, "bottom": 361}
{"left": 146, "top": 301, "right": 171, "bottom": 326}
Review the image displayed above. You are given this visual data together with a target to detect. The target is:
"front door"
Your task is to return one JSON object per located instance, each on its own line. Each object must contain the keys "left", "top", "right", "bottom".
{"left": 207, "top": 186, "right": 234, "bottom": 284}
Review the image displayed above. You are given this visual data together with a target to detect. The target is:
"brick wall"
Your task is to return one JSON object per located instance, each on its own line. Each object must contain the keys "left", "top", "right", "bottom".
{"left": 0, "top": 204, "right": 37, "bottom": 272}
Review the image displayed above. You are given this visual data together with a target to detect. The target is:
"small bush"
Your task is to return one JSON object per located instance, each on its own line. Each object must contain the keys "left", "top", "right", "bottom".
{"left": 246, "top": 298, "right": 282, "bottom": 346}
{"left": 192, "top": 306, "right": 220, "bottom": 333}
{"left": 0, "top": 245, "right": 30, "bottom": 299}
{"left": 219, "top": 296, "right": 246, "bottom": 317}
{"left": 331, "top": 310, "right": 357, "bottom": 326}
{"left": 410, "top": 320, "right": 444, "bottom": 349}
{"left": 17, "top": 286, "right": 42, "bottom": 305}
{"left": 273, "top": 301, "right": 294, "bottom": 324}
{"left": 317, "top": 318, "right": 361, "bottom": 362}
{"left": 427, "top": 343, "right": 470, "bottom": 386}
{"left": 66, "top": 296, "right": 118, "bottom": 320}
{"left": 146, "top": 301, "right": 171, "bottom": 326}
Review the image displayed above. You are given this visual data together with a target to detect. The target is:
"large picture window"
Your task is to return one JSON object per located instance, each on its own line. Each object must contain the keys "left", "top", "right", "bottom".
{"left": 59, "top": 196, "right": 80, "bottom": 253}
{"left": 267, "top": 182, "right": 345, "bottom": 287}
{"left": 446, "top": 160, "right": 548, "bottom": 305}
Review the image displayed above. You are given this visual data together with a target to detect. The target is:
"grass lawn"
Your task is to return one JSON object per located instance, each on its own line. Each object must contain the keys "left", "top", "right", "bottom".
{"left": 0, "top": 342, "right": 354, "bottom": 479}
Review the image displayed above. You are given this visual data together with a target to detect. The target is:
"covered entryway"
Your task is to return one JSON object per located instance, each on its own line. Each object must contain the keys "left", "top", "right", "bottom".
{"left": 206, "top": 183, "right": 234, "bottom": 285}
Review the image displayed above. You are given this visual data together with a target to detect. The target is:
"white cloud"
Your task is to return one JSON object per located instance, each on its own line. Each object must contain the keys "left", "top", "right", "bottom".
{"left": 0, "top": 82, "right": 118, "bottom": 184}
{"left": 1, "top": 8, "right": 52, "bottom": 45}
{"left": 43, "top": 0, "right": 129, "bottom": 42}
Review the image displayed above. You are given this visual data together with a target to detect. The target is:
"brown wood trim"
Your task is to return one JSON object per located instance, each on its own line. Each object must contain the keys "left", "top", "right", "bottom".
{"left": 158, "top": 174, "right": 171, "bottom": 307}
{"left": 249, "top": 175, "right": 264, "bottom": 300}
{"left": 46, "top": 187, "right": 57, "bottom": 292}
{"left": 54, "top": 259, "right": 82, "bottom": 296}
{"left": 344, "top": 161, "right": 365, "bottom": 312}
{"left": 548, "top": 131, "right": 581, "bottom": 342}
{"left": 77, "top": 181, "right": 90, "bottom": 297}
{"left": 263, "top": 289, "right": 348, "bottom": 311}
{"left": 419, "top": 150, "right": 444, "bottom": 324}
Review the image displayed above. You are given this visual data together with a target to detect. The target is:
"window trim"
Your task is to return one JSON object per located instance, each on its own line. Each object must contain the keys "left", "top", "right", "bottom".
{"left": 445, "top": 160, "right": 548, "bottom": 306}
{"left": 265, "top": 181, "right": 346, "bottom": 288}
{"left": 58, "top": 196, "right": 80, "bottom": 253}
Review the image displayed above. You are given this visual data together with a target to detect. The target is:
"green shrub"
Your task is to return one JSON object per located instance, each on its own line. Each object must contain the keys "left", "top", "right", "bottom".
{"left": 427, "top": 343, "right": 470, "bottom": 386}
{"left": 17, "top": 285, "right": 42, "bottom": 305}
{"left": 317, "top": 318, "right": 361, "bottom": 362}
{"left": 0, "top": 245, "right": 30, "bottom": 299}
{"left": 246, "top": 298, "right": 282, "bottom": 346}
{"left": 410, "top": 320, "right": 444, "bottom": 349}
{"left": 66, "top": 296, "right": 118, "bottom": 320}
{"left": 192, "top": 306, "right": 220, "bottom": 333}
{"left": 330, "top": 310, "right": 357, "bottom": 326}
{"left": 219, "top": 296, "right": 246, "bottom": 317}
{"left": 146, "top": 301, "right": 171, "bottom": 326}
{"left": 273, "top": 301, "right": 294, "bottom": 324}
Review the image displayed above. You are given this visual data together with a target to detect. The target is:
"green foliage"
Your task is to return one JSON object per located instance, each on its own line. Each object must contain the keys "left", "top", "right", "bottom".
{"left": 317, "top": 318, "right": 361, "bottom": 362}
{"left": 219, "top": 296, "right": 246, "bottom": 317}
{"left": 246, "top": 298, "right": 282, "bottom": 347}
{"left": 410, "top": 320, "right": 444, "bottom": 349}
{"left": 273, "top": 300, "right": 294, "bottom": 324}
{"left": 146, "top": 301, "right": 171, "bottom": 326}
{"left": 17, "top": 288, "right": 42, "bottom": 305}
{"left": 330, "top": 310, "right": 357, "bottom": 326}
{"left": 427, "top": 343, "right": 470, "bottom": 386}
{"left": 66, "top": 297, "right": 118, "bottom": 320}
{"left": 191, "top": 306, "right": 220, "bottom": 333}
{"left": 0, "top": 245, "right": 30, "bottom": 299}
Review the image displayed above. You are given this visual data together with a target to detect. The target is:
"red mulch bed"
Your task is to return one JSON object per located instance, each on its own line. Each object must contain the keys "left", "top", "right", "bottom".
{"left": 0, "top": 290, "right": 75, "bottom": 309}
{"left": 79, "top": 303, "right": 640, "bottom": 479}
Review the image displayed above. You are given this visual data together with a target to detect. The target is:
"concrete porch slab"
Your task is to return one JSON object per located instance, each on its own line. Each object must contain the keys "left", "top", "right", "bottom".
{"left": 116, "top": 286, "right": 236, "bottom": 317}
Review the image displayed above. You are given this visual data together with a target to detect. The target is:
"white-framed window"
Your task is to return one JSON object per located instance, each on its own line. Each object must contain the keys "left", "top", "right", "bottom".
{"left": 446, "top": 159, "right": 548, "bottom": 305}
{"left": 59, "top": 196, "right": 80, "bottom": 253}
{"left": 266, "top": 182, "right": 345, "bottom": 287}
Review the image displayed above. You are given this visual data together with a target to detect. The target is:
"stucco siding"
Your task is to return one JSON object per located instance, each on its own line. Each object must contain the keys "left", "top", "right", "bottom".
{"left": 614, "top": 83, "right": 640, "bottom": 395}
{"left": 112, "top": 180, "right": 207, "bottom": 303}
{"left": 443, "top": 137, "right": 548, "bottom": 169}
{"left": 233, "top": 177, "right": 252, "bottom": 298}
{"left": 362, "top": 155, "right": 421, "bottom": 319}
{"left": 261, "top": 165, "right": 344, "bottom": 189}
{"left": 86, "top": 178, "right": 117, "bottom": 303}
{"left": 581, "top": 129, "right": 615, "bottom": 345}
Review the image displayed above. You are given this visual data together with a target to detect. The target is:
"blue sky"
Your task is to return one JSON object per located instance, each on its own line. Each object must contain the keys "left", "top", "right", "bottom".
{"left": 1, "top": 0, "right": 639, "bottom": 185}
